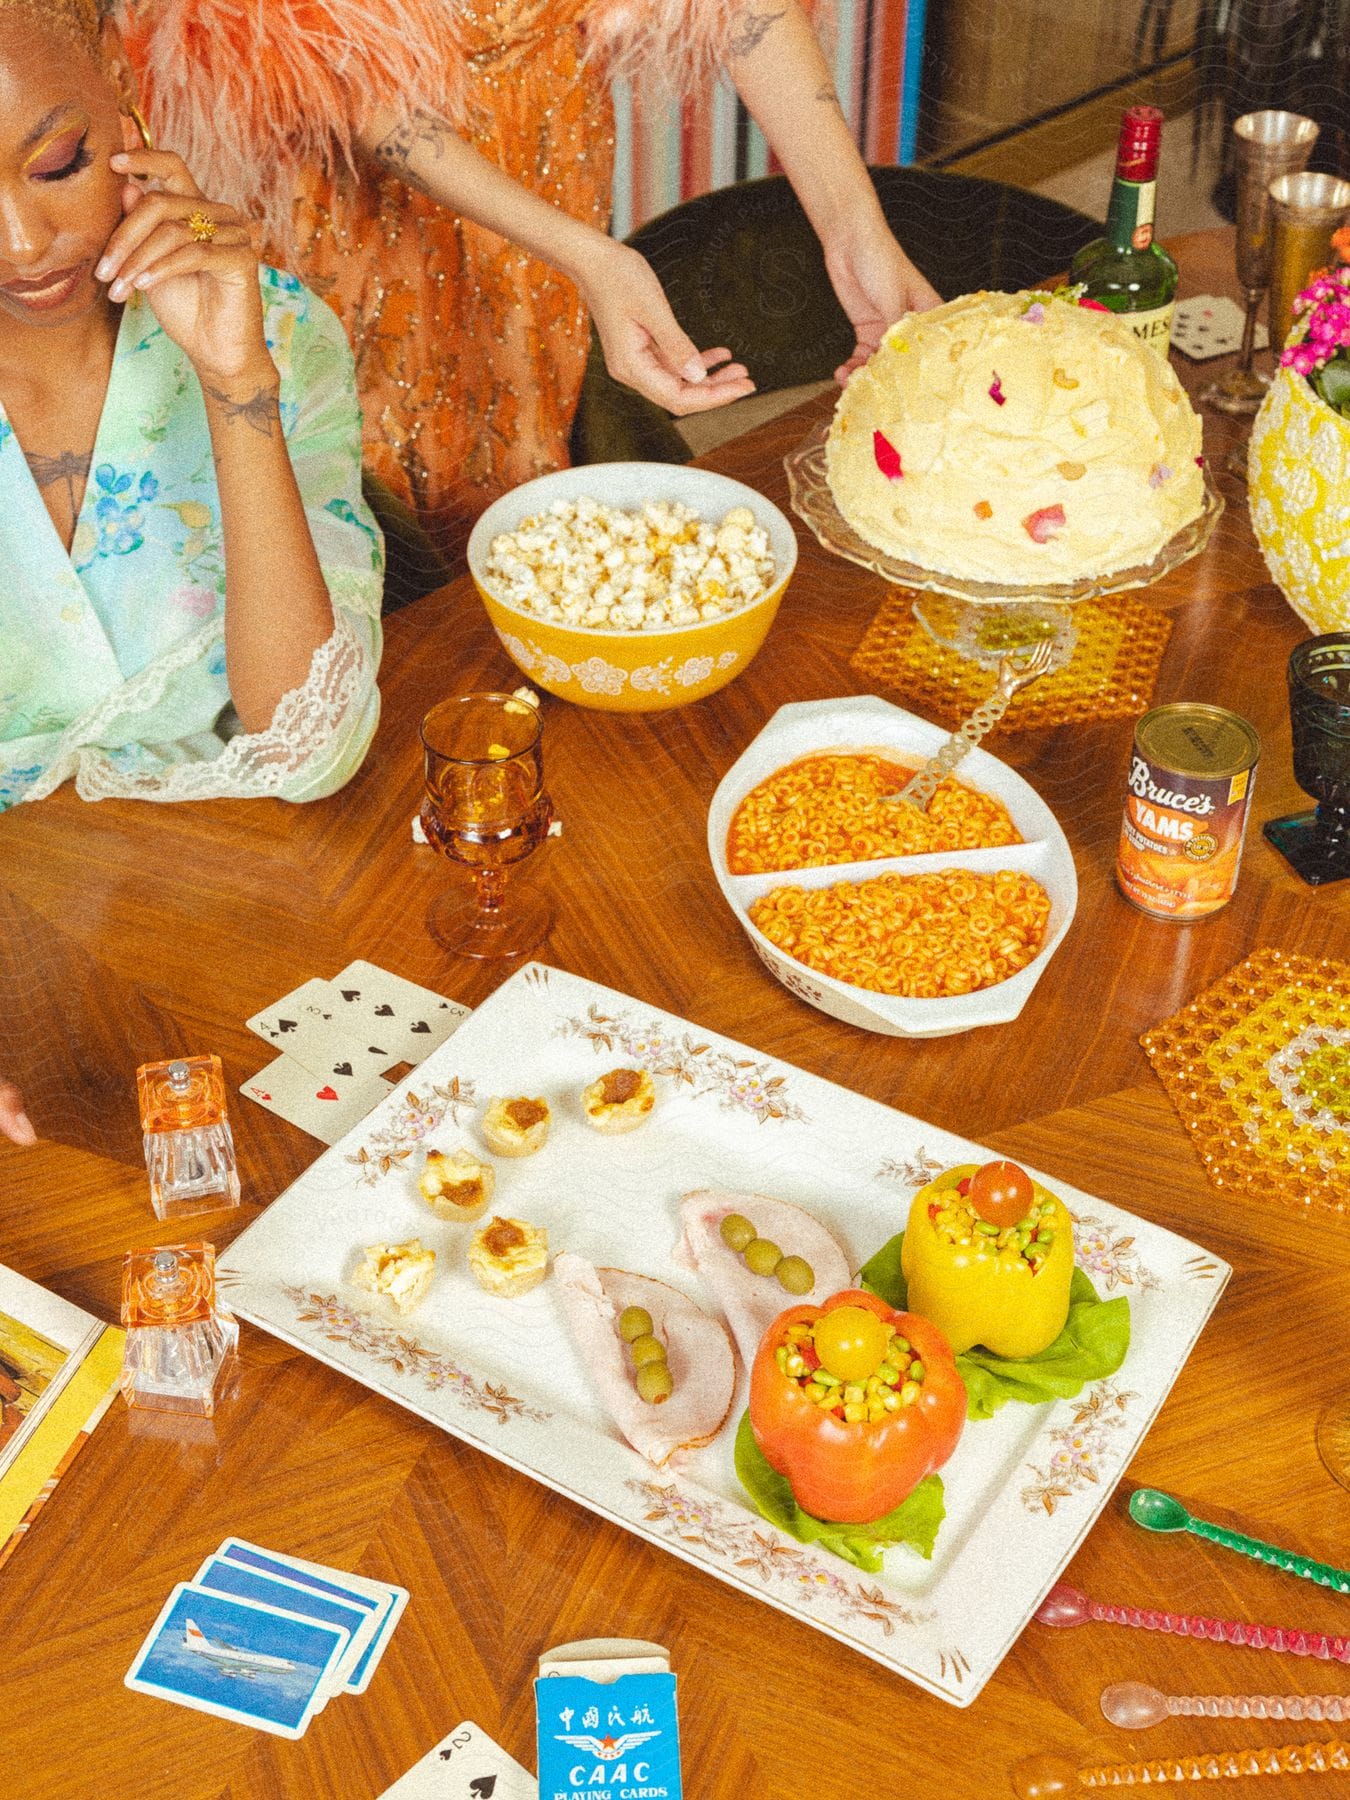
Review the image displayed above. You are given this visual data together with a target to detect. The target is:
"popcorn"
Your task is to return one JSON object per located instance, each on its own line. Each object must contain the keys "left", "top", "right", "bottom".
{"left": 485, "top": 497, "right": 776, "bottom": 631}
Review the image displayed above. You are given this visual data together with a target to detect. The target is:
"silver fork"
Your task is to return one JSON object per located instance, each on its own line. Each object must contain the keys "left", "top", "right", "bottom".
{"left": 887, "top": 638, "right": 1057, "bottom": 811}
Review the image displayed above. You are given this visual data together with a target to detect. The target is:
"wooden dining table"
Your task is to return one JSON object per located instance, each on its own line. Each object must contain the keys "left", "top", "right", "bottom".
{"left": 2, "top": 227, "right": 1348, "bottom": 1800}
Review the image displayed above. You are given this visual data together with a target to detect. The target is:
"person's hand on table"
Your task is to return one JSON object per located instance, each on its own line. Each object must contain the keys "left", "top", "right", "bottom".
{"left": 0, "top": 1078, "right": 35, "bottom": 1147}
{"left": 580, "top": 241, "right": 757, "bottom": 417}
{"left": 825, "top": 221, "right": 941, "bottom": 384}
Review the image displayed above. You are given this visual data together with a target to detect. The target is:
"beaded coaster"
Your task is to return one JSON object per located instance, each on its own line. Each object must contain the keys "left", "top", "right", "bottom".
{"left": 1140, "top": 948, "right": 1350, "bottom": 1215}
{"left": 850, "top": 591, "right": 1173, "bottom": 734}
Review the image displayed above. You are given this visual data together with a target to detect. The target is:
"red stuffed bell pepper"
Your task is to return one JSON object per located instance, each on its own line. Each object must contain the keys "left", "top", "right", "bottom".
{"left": 748, "top": 1288, "right": 965, "bottom": 1523}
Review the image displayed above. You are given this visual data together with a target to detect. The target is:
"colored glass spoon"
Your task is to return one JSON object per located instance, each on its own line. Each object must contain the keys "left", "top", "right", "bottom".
{"left": 1102, "top": 1682, "right": 1350, "bottom": 1729}
{"left": 1012, "top": 1742, "right": 1350, "bottom": 1796}
{"left": 1130, "top": 1488, "right": 1350, "bottom": 1596}
{"left": 1036, "top": 1584, "right": 1350, "bottom": 1662}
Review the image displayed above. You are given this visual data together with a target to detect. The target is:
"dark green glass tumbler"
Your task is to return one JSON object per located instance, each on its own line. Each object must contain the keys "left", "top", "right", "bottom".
{"left": 1264, "top": 634, "right": 1350, "bottom": 886}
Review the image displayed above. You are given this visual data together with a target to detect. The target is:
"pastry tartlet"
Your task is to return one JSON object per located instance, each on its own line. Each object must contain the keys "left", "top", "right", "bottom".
{"left": 351, "top": 1239, "right": 436, "bottom": 1315}
{"left": 482, "top": 1095, "right": 551, "bottom": 1157}
{"left": 419, "top": 1148, "right": 495, "bottom": 1221}
{"left": 468, "top": 1216, "right": 549, "bottom": 1298}
{"left": 581, "top": 1067, "right": 656, "bottom": 1134}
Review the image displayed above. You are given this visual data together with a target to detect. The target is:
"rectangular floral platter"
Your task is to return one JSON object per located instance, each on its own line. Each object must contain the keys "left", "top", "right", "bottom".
{"left": 219, "top": 963, "right": 1229, "bottom": 1706}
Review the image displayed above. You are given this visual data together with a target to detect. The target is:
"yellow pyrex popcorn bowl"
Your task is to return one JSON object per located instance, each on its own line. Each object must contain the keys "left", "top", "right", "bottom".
{"left": 467, "top": 464, "right": 797, "bottom": 712}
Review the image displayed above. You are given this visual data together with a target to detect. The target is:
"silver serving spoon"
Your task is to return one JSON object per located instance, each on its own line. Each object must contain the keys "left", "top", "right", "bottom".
{"left": 887, "top": 638, "right": 1057, "bottom": 811}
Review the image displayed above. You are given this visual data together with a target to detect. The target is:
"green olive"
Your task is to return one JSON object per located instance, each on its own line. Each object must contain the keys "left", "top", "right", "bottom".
{"left": 743, "top": 1237, "right": 783, "bottom": 1278}
{"left": 636, "top": 1362, "right": 674, "bottom": 1405}
{"left": 719, "top": 1213, "right": 757, "bottom": 1253}
{"left": 618, "top": 1305, "right": 653, "bottom": 1344}
{"left": 629, "top": 1334, "right": 667, "bottom": 1369}
{"left": 775, "top": 1255, "right": 814, "bottom": 1295}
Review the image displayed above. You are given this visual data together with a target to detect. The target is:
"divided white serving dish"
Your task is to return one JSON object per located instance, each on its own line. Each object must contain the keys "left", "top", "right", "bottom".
{"left": 219, "top": 963, "right": 1228, "bottom": 1706}
{"left": 707, "top": 694, "right": 1079, "bottom": 1037}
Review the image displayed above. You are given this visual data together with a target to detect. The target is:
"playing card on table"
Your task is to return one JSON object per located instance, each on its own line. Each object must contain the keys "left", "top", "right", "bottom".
{"left": 1170, "top": 294, "right": 1270, "bottom": 360}
{"left": 125, "top": 1581, "right": 350, "bottom": 1739}
{"left": 192, "top": 1554, "right": 380, "bottom": 1703}
{"left": 247, "top": 964, "right": 468, "bottom": 1081}
{"left": 216, "top": 1537, "right": 408, "bottom": 1695}
{"left": 240, "top": 1052, "right": 391, "bottom": 1145}
{"left": 381, "top": 1720, "right": 537, "bottom": 1798}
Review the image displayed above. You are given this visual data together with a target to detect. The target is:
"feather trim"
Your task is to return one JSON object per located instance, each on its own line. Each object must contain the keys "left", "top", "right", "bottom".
{"left": 585, "top": 0, "right": 835, "bottom": 98}
{"left": 120, "top": 0, "right": 467, "bottom": 257}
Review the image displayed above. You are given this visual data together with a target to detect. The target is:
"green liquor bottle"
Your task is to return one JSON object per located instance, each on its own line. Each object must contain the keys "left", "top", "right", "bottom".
{"left": 1070, "top": 106, "right": 1178, "bottom": 355}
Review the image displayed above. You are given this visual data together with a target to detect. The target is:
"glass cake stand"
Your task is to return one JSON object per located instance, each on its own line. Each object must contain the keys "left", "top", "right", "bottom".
{"left": 784, "top": 418, "right": 1225, "bottom": 671}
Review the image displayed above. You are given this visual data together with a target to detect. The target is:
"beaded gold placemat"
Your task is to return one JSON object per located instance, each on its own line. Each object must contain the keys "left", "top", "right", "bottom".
{"left": 1141, "top": 947, "right": 1350, "bottom": 1215}
{"left": 850, "top": 592, "right": 1173, "bottom": 734}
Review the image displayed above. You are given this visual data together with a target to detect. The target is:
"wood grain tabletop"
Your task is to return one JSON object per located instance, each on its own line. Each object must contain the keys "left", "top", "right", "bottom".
{"left": 2, "top": 229, "right": 1348, "bottom": 1800}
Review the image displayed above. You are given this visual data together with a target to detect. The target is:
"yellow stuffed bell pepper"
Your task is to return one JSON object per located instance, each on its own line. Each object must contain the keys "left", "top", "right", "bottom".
{"left": 901, "top": 1160, "right": 1074, "bottom": 1359}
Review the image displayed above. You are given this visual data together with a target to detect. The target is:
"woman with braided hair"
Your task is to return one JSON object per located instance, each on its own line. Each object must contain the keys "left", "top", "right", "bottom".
{"left": 121, "top": 1, "right": 939, "bottom": 548}
{"left": 0, "top": 0, "right": 383, "bottom": 819}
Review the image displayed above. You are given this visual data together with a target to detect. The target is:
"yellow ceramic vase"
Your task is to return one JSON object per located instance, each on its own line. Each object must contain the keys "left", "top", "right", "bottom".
{"left": 1249, "top": 365, "right": 1350, "bottom": 633}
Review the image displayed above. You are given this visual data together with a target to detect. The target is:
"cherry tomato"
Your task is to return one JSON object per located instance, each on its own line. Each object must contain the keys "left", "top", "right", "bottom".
{"left": 967, "top": 1158, "right": 1034, "bottom": 1227}
{"left": 811, "top": 1304, "right": 890, "bottom": 1382}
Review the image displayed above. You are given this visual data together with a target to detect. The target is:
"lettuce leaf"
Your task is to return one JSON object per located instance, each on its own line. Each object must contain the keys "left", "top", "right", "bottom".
{"left": 733, "top": 1411, "right": 945, "bottom": 1574}
{"left": 858, "top": 1233, "right": 1131, "bottom": 1421}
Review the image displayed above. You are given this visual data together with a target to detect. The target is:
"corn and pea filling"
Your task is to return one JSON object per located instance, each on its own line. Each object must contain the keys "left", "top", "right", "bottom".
{"left": 776, "top": 1321, "right": 926, "bottom": 1424}
{"left": 927, "top": 1182, "right": 1058, "bottom": 1273}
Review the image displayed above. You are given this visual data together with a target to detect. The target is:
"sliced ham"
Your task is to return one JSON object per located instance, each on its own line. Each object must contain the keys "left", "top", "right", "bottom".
{"left": 674, "top": 1189, "right": 853, "bottom": 1370}
{"left": 553, "top": 1254, "right": 736, "bottom": 1467}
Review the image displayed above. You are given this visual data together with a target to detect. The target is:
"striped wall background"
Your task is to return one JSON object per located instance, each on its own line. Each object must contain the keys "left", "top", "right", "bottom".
{"left": 610, "top": 0, "right": 927, "bottom": 239}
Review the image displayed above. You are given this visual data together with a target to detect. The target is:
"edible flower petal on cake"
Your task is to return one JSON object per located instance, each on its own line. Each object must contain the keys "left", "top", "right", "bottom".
{"left": 825, "top": 289, "right": 1204, "bottom": 584}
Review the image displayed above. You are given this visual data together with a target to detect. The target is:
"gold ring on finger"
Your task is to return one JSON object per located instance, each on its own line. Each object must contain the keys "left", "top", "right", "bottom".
{"left": 186, "top": 210, "right": 217, "bottom": 245}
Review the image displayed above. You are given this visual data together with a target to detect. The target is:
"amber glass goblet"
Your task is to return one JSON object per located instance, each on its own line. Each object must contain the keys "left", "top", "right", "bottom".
{"left": 1263, "top": 635, "right": 1350, "bottom": 886}
{"left": 420, "top": 693, "right": 554, "bottom": 959}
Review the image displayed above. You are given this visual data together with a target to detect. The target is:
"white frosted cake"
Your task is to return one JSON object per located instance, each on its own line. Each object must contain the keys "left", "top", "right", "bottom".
{"left": 825, "top": 290, "right": 1205, "bottom": 585}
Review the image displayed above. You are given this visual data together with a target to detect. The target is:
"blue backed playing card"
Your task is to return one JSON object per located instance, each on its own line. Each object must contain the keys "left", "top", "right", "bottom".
{"left": 125, "top": 1582, "right": 350, "bottom": 1739}
{"left": 193, "top": 1554, "right": 379, "bottom": 1700}
{"left": 535, "top": 1673, "right": 681, "bottom": 1800}
{"left": 216, "top": 1536, "right": 408, "bottom": 1693}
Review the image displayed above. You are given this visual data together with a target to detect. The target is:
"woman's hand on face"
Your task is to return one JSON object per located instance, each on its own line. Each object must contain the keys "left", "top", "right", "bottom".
{"left": 581, "top": 243, "right": 757, "bottom": 416}
{"left": 825, "top": 223, "right": 941, "bottom": 384}
{"left": 0, "top": 1079, "right": 35, "bottom": 1148}
{"left": 95, "top": 150, "right": 271, "bottom": 384}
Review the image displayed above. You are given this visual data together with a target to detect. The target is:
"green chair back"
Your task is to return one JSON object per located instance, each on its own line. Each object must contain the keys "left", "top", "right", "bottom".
{"left": 570, "top": 169, "right": 1100, "bottom": 466}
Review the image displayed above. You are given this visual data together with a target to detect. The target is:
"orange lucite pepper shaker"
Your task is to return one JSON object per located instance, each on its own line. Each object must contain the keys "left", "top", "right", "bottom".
{"left": 120, "top": 1243, "right": 238, "bottom": 1417}
{"left": 137, "top": 1055, "right": 241, "bottom": 1220}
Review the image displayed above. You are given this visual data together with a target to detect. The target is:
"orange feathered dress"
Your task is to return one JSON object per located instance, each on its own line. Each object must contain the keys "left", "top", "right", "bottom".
{"left": 123, "top": 1, "right": 739, "bottom": 548}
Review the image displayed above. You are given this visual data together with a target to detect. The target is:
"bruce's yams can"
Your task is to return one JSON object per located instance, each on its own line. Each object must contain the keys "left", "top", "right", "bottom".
{"left": 1116, "top": 703, "right": 1260, "bottom": 920}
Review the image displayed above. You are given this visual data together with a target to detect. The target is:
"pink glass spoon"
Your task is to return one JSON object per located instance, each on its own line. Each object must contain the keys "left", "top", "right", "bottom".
{"left": 1102, "top": 1681, "right": 1350, "bottom": 1729}
{"left": 1013, "top": 1741, "right": 1350, "bottom": 1796}
{"left": 1036, "top": 1584, "right": 1350, "bottom": 1662}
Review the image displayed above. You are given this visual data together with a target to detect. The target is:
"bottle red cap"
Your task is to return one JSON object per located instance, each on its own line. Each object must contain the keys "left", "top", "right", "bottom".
{"left": 1116, "top": 106, "right": 1163, "bottom": 181}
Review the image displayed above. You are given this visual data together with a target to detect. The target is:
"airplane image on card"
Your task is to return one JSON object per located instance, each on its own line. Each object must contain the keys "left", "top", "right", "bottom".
{"left": 182, "top": 1617, "right": 298, "bottom": 1676}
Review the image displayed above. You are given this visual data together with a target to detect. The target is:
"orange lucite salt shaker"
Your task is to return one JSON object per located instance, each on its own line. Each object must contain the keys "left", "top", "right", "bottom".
{"left": 137, "top": 1055, "right": 241, "bottom": 1220}
{"left": 120, "top": 1243, "right": 238, "bottom": 1416}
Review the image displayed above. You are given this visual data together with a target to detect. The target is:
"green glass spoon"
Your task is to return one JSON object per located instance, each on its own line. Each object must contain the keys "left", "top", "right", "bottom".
{"left": 1130, "top": 1487, "right": 1350, "bottom": 1596}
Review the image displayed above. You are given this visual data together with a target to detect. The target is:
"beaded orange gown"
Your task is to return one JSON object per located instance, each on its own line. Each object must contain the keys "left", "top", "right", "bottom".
{"left": 124, "top": 1, "right": 726, "bottom": 548}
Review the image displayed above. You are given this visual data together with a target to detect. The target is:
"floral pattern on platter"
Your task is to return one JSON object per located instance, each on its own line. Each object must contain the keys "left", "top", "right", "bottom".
{"left": 283, "top": 1286, "right": 549, "bottom": 1424}
{"left": 556, "top": 1003, "right": 807, "bottom": 1123}
{"left": 628, "top": 1479, "right": 936, "bottom": 1639}
{"left": 345, "top": 1077, "right": 480, "bottom": 1185}
{"left": 1021, "top": 1381, "right": 1136, "bottom": 1515}
{"left": 875, "top": 1148, "right": 947, "bottom": 1190}
{"left": 1068, "top": 1213, "right": 1162, "bottom": 1294}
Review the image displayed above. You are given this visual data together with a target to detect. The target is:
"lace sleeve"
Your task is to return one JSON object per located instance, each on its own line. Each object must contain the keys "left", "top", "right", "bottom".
{"left": 21, "top": 277, "right": 385, "bottom": 810}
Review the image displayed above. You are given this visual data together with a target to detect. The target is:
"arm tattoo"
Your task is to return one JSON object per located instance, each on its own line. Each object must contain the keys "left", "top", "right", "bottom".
{"left": 816, "top": 82, "right": 844, "bottom": 114}
{"left": 204, "top": 382, "right": 281, "bottom": 437}
{"left": 728, "top": 6, "right": 785, "bottom": 56}
{"left": 24, "top": 447, "right": 92, "bottom": 515}
{"left": 371, "top": 107, "right": 449, "bottom": 189}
